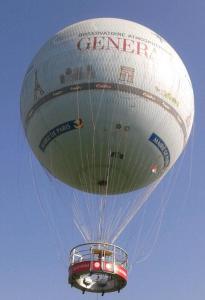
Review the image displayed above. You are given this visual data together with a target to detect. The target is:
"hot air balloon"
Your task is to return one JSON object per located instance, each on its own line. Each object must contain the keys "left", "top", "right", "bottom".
{"left": 20, "top": 18, "right": 194, "bottom": 295}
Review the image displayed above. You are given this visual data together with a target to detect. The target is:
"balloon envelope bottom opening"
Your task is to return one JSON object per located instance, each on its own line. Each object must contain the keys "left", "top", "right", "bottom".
{"left": 68, "top": 242, "right": 128, "bottom": 294}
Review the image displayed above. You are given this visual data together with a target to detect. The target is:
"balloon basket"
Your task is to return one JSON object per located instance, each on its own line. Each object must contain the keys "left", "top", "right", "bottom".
{"left": 68, "top": 242, "right": 128, "bottom": 295}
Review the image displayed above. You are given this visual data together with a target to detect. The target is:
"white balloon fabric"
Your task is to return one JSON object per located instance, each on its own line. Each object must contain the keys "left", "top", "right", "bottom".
{"left": 20, "top": 18, "right": 194, "bottom": 194}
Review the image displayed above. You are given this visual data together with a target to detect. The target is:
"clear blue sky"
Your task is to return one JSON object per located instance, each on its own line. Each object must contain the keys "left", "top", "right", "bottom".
{"left": 1, "top": 0, "right": 205, "bottom": 299}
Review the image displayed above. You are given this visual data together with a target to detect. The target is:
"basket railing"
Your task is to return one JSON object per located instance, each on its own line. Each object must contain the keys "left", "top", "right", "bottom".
{"left": 69, "top": 242, "right": 128, "bottom": 268}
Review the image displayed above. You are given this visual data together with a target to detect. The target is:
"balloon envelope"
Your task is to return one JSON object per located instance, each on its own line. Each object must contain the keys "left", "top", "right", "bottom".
{"left": 20, "top": 18, "right": 194, "bottom": 194}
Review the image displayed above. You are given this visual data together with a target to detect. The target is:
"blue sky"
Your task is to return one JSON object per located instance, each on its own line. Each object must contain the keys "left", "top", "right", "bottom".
{"left": 1, "top": 0, "right": 205, "bottom": 299}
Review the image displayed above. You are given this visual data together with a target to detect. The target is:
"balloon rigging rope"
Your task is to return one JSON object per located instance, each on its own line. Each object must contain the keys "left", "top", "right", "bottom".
{"left": 132, "top": 183, "right": 172, "bottom": 265}
{"left": 180, "top": 123, "right": 195, "bottom": 209}
{"left": 129, "top": 196, "right": 166, "bottom": 269}
{"left": 128, "top": 130, "right": 195, "bottom": 268}
{"left": 29, "top": 151, "right": 67, "bottom": 265}
{"left": 111, "top": 180, "right": 159, "bottom": 243}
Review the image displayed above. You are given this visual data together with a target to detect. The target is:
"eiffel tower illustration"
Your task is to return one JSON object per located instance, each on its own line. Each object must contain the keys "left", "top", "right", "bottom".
{"left": 34, "top": 70, "right": 45, "bottom": 101}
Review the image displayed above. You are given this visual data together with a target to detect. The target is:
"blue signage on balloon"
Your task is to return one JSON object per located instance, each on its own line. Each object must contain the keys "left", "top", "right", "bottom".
{"left": 149, "top": 133, "right": 170, "bottom": 168}
{"left": 39, "top": 118, "right": 84, "bottom": 152}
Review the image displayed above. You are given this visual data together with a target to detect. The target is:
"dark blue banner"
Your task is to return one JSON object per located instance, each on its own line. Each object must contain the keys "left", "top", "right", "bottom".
{"left": 149, "top": 133, "right": 170, "bottom": 168}
{"left": 39, "top": 118, "right": 83, "bottom": 152}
